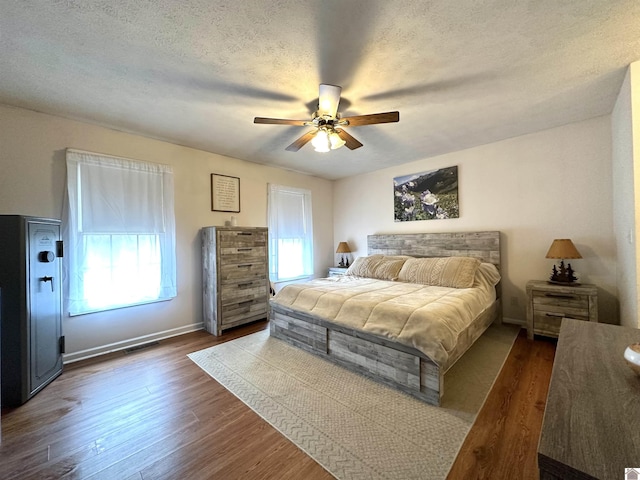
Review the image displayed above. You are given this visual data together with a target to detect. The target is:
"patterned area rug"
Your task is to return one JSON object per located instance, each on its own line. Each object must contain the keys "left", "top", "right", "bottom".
{"left": 188, "top": 323, "right": 519, "bottom": 480}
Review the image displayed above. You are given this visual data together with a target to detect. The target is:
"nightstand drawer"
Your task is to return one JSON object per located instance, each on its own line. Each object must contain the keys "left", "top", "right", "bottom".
{"left": 533, "top": 304, "right": 589, "bottom": 319}
{"left": 532, "top": 291, "right": 589, "bottom": 309}
{"left": 533, "top": 310, "right": 590, "bottom": 337}
{"left": 532, "top": 312, "right": 564, "bottom": 338}
{"left": 532, "top": 292, "right": 590, "bottom": 320}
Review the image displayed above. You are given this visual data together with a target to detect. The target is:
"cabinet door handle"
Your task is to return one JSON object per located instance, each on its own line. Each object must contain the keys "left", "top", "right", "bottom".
{"left": 41, "top": 276, "right": 54, "bottom": 292}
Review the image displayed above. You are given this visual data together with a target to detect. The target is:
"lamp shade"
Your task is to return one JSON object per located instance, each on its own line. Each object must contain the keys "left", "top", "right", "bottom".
{"left": 311, "top": 129, "right": 330, "bottom": 152}
{"left": 545, "top": 239, "right": 582, "bottom": 259}
{"left": 336, "top": 241, "right": 351, "bottom": 254}
{"left": 329, "top": 130, "right": 346, "bottom": 150}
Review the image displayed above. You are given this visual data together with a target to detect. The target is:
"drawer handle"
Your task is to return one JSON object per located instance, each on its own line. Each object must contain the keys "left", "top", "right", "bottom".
{"left": 545, "top": 313, "right": 565, "bottom": 318}
{"left": 544, "top": 293, "right": 577, "bottom": 299}
{"left": 237, "top": 248, "right": 252, "bottom": 252}
{"left": 238, "top": 282, "right": 253, "bottom": 288}
{"left": 237, "top": 264, "right": 253, "bottom": 268}
{"left": 238, "top": 232, "right": 252, "bottom": 236}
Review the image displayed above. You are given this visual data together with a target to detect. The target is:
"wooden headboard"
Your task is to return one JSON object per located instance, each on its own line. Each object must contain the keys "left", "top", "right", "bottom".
{"left": 367, "top": 231, "right": 501, "bottom": 270}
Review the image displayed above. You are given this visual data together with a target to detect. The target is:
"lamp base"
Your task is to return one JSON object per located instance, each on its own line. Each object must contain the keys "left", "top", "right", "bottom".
{"left": 549, "top": 260, "right": 578, "bottom": 284}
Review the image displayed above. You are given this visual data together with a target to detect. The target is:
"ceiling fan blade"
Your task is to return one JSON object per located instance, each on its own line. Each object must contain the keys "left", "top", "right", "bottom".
{"left": 318, "top": 84, "right": 342, "bottom": 118}
{"left": 285, "top": 130, "right": 317, "bottom": 152}
{"left": 340, "top": 111, "right": 399, "bottom": 126}
{"left": 336, "top": 129, "right": 363, "bottom": 150}
{"left": 254, "top": 117, "right": 308, "bottom": 126}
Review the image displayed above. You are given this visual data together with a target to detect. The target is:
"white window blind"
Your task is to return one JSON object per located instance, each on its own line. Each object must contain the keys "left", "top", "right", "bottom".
{"left": 268, "top": 184, "right": 313, "bottom": 281}
{"left": 65, "top": 149, "right": 177, "bottom": 315}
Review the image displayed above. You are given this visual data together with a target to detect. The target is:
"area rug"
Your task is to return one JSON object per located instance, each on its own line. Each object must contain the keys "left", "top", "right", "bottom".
{"left": 188, "top": 323, "right": 519, "bottom": 480}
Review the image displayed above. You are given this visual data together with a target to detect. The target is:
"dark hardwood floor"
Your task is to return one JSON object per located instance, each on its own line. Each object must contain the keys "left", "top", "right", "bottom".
{"left": 0, "top": 321, "right": 555, "bottom": 479}
{"left": 447, "top": 329, "right": 556, "bottom": 479}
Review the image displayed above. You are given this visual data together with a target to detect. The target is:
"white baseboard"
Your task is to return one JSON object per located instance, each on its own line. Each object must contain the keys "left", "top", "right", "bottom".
{"left": 63, "top": 322, "right": 205, "bottom": 364}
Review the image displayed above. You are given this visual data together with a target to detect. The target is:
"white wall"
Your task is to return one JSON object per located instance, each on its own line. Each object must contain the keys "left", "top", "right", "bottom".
{"left": 612, "top": 62, "right": 640, "bottom": 329}
{"left": 333, "top": 116, "right": 617, "bottom": 324}
{"left": 0, "top": 104, "right": 334, "bottom": 360}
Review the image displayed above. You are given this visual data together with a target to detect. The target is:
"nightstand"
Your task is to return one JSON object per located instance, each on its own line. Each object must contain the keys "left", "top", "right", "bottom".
{"left": 328, "top": 266, "right": 348, "bottom": 277}
{"left": 526, "top": 280, "right": 598, "bottom": 340}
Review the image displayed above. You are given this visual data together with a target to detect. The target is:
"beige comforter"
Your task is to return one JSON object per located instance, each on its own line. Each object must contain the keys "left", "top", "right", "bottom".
{"left": 271, "top": 270, "right": 498, "bottom": 366}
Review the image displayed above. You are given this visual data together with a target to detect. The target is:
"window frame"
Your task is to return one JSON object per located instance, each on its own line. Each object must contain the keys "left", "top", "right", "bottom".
{"left": 267, "top": 184, "right": 314, "bottom": 282}
{"left": 64, "top": 149, "right": 177, "bottom": 316}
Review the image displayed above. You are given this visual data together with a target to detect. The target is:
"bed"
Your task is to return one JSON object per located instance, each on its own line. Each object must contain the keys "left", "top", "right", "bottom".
{"left": 269, "top": 231, "right": 501, "bottom": 406}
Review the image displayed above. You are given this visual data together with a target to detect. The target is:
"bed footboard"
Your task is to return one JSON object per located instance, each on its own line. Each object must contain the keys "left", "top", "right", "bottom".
{"left": 269, "top": 303, "right": 444, "bottom": 405}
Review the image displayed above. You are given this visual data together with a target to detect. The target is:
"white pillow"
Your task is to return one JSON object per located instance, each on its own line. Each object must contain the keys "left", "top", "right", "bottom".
{"left": 345, "top": 255, "right": 410, "bottom": 281}
{"left": 397, "top": 256, "right": 481, "bottom": 288}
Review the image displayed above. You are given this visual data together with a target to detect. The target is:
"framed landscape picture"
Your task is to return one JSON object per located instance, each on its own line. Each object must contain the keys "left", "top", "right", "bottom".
{"left": 393, "top": 166, "right": 459, "bottom": 222}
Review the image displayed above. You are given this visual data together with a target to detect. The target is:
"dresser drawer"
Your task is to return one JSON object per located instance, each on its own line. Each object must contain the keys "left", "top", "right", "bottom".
{"left": 219, "top": 246, "right": 266, "bottom": 264}
{"left": 219, "top": 262, "right": 267, "bottom": 282}
{"left": 221, "top": 298, "right": 268, "bottom": 326}
{"left": 218, "top": 229, "right": 267, "bottom": 247}
{"left": 220, "top": 279, "right": 268, "bottom": 304}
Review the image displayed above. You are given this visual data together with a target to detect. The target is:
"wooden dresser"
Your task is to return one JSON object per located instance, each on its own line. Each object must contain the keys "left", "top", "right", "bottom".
{"left": 526, "top": 280, "right": 598, "bottom": 339}
{"left": 201, "top": 226, "right": 269, "bottom": 336}
{"left": 538, "top": 319, "right": 640, "bottom": 479}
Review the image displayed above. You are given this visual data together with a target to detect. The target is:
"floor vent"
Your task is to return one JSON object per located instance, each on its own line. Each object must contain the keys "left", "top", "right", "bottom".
{"left": 124, "top": 341, "right": 160, "bottom": 354}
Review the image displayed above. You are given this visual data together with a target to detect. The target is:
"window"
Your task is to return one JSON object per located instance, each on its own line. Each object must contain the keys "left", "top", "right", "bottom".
{"left": 268, "top": 184, "right": 313, "bottom": 281}
{"left": 65, "top": 149, "right": 177, "bottom": 315}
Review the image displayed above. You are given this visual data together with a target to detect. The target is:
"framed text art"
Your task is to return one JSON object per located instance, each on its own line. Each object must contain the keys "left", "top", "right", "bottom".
{"left": 393, "top": 165, "right": 459, "bottom": 222}
{"left": 211, "top": 174, "right": 240, "bottom": 213}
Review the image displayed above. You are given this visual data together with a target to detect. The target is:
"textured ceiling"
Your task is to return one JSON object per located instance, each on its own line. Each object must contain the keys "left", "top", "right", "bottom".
{"left": 1, "top": 1, "right": 640, "bottom": 180}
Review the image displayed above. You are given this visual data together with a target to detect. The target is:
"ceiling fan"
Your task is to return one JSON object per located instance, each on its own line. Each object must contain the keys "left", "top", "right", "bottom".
{"left": 254, "top": 84, "right": 399, "bottom": 152}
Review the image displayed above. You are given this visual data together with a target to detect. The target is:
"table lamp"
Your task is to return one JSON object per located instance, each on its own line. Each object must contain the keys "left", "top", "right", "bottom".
{"left": 336, "top": 242, "right": 351, "bottom": 267}
{"left": 545, "top": 238, "right": 582, "bottom": 284}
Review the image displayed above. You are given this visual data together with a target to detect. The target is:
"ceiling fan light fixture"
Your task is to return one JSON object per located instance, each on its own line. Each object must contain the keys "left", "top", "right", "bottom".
{"left": 312, "top": 129, "right": 331, "bottom": 152}
{"left": 255, "top": 83, "right": 398, "bottom": 152}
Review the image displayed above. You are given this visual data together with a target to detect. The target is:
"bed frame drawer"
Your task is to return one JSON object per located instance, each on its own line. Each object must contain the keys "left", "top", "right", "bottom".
{"left": 270, "top": 311, "right": 328, "bottom": 353}
{"left": 328, "top": 330, "right": 421, "bottom": 390}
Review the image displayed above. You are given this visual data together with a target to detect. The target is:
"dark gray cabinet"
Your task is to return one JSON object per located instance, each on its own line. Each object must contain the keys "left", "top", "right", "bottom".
{"left": 538, "top": 319, "right": 640, "bottom": 479}
{"left": 0, "top": 215, "right": 64, "bottom": 406}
